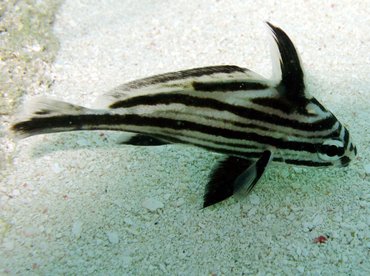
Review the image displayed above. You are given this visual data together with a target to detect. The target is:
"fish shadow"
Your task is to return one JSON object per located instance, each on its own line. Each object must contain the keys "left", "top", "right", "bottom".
{"left": 29, "top": 131, "right": 124, "bottom": 158}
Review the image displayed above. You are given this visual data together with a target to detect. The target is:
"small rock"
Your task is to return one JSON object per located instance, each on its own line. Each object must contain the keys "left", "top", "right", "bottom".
{"left": 72, "top": 221, "right": 82, "bottom": 238}
{"left": 77, "top": 138, "right": 89, "bottom": 146}
{"left": 31, "top": 43, "right": 42, "bottom": 52}
{"left": 106, "top": 231, "right": 119, "bottom": 244}
{"left": 364, "top": 164, "right": 370, "bottom": 175}
{"left": 174, "top": 198, "right": 185, "bottom": 207}
{"left": 266, "top": 214, "right": 276, "bottom": 221}
{"left": 248, "top": 207, "right": 257, "bottom": 216}
{"left": 0, "top": 219, "right": 11, "bottom": 239}
{"left": 3, "top": 240, "right": 14, "bottom": 251}
{"left": 281, "top": 169, "right": 290, "bottom": 178}
{"left": 292, "top": 167, "right": 305, "bottom": 173}
{"left": 52, "top": 163, "right": 63, "bottom": 174}
{"left": 23, "top": 226, "right": 37, "bottom": 237}
{"left": 249, "top": 194, "right": 260, "bottom": 205}
{"left": 121, "top": 256, "right": 132, "bottom": 267}
{"left": 287, "top": 213, "right": 296, "bottom": 221}
{"left": 312, "top": 215, "right": 324, "bottom": 227}
{"left": 142, "top": 197, "right": 164, "bottom": 212}
{"left": 124, "top": 217, "right": 135, "bottom": 226}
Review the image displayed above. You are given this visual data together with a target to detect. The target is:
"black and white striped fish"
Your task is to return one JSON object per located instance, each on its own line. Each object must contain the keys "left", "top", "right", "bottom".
{"left": 11, "top": 23, "right": 357, "bottom": 207}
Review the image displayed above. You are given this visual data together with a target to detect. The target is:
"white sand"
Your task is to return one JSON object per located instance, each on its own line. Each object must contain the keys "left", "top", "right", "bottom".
{"left": 1, "top": 0, "right": 370, "bottom": 274}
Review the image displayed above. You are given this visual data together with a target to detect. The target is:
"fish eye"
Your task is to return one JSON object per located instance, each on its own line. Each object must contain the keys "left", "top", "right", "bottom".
{"left": 318, "top": 139, "right": 345, "bottom": 161}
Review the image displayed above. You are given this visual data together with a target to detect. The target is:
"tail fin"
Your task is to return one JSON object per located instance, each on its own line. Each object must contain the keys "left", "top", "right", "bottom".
{"left": 10, "top": 97, "right": 98, "bottom": 139}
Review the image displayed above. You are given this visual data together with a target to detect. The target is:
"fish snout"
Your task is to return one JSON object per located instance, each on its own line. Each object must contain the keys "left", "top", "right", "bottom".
{"left": 339, "top": 141, "right": 357, "bottom": 167}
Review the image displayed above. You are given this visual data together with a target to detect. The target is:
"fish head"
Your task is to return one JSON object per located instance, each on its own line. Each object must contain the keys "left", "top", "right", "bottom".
{"left": 316, "top": 121, "right": 357, "bottom": 168}
{"left": 266, "top": 23, "right": 357, "bottom": 168}
{"left": 302, "top": 97, "right": 357, "bottom": 167}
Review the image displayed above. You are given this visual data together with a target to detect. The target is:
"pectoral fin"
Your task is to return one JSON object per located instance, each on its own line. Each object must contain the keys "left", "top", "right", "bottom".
{"left": 233, "top": 150, "right": 273, "bottom": 197}
{"left": 203, "top": 151, "right": 273, "bottom": 208}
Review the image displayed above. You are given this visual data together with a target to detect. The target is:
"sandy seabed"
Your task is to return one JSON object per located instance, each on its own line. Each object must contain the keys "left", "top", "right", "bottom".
{"left": 1, "top": 1, "right": 370, "bottom": 275}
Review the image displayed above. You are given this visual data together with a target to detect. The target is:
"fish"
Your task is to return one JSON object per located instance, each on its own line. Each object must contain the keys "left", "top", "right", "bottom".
{"left": 11, "top": 22, "right": 357, "bottom": 208}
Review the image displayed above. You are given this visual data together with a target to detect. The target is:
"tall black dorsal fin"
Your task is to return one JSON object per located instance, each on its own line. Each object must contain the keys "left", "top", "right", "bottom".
{"left": 267, "top": 22, "right": 307, "bottom": 104}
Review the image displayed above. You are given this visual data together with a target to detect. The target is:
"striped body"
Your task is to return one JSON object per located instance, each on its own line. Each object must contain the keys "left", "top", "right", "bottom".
{"left": 104, "top": 66, "right": 349, "bottom": 167}
{"left": 11, "top": 23, "right": 357, "bottom": 207}
{"left": 14, "top": 65, "right": 355, "bottom": 167}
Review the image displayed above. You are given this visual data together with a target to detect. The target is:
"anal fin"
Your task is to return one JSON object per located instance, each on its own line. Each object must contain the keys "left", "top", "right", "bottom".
{"left": 203, "top": 151, "right": 273, "bottom": 208}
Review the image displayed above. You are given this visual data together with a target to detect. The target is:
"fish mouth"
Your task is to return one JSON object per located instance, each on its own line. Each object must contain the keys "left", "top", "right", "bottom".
{"left": 340, "top": 156, "right": 351, "bottom": 167}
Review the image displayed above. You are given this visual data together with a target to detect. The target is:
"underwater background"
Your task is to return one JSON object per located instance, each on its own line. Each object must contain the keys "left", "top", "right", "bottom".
{"left": 1, "top": 0, "right": 369, "bottom": 274}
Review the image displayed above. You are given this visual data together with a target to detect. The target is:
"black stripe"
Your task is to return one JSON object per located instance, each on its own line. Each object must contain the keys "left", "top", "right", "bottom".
{"left": 319, "top": 144, "right": 345, "bottom": 157}
{"left": 179, "top": 142, "right": 264, "bottom": 159}
{"left": 110, "top": 93, "right": 337, "bottom": 131}
{"left": 252, "top": 97, "right": 318, "bottom": 116}
{"left": 35, "top": 110, "right": 51, "bottom": 115}
{"left": 284, "top": 159, "right": 331, "bottom": 167}
{"left": 161, "top": 111, "right": 271, "bottom": 133}
{"left": 200, "top": 145, "right": 264, "bottom": 159}
{"left": 124, "top": 66, "right": 248, "bottom": 89}
{"left": 251, "top": 97, "right": 294, "bottom": 114}
{"left": 192, "top": 81, "right": 268, "bottom": 91}
{"left": 349, "top": 143, "right": 354, "bottom": 151}
{"left": 13, "top": 114, "right": 323, "bottom": 154}
{"left": 343, "top": 127, "right": 349, "bottom": 149}
{"left": 155, "top": 134, "right": 264, "bottom": 158}
{"left": 117, "top": 115, "right": 320, "bottom": 153}
{"left": 273, "top": 157, "right": 284, "bottom": 162}
{"left": 155, "top": 110, "right": 339, "bottom": 140}
{"left": 12, "top": 115, "right": 86, "bottom": 133}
